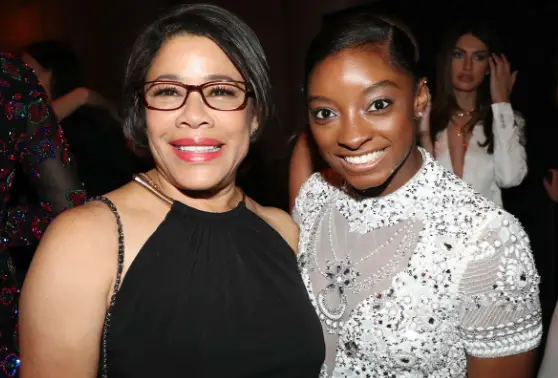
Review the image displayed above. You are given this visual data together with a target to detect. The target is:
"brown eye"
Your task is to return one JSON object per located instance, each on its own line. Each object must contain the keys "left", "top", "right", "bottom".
{"left": 367, "top": 99, "right": 392, "bottom": 112}
{"left": 312, "top": 108, "right": 337, "bottom": 120}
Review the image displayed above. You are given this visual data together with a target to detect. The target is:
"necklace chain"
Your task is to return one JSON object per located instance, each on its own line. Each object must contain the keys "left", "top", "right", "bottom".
{"left": 454, "top": 107, "right": 475, "bottom": 117}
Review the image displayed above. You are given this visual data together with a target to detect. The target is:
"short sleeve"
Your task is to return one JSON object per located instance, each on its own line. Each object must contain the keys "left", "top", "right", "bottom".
{"left": 457, "top": 212, "right": 542, "bottom": 358}
{"left": 291, "top": 204, "right": 302, "bottom": 228}
{"left": 292, "top": 173, "right": 331, "bottom": 230}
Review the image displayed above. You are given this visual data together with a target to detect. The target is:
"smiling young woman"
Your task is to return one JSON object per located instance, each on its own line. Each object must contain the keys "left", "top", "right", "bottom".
{"left": 293, "top": 9, "right": 541, "bottom": 378}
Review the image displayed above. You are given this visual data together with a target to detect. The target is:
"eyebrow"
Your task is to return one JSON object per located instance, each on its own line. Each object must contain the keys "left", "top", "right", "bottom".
{"left": 364, "top": 80, "right": 400, "bottom": 92}
{"left": 151, "top": 73, "right": 241, "bottom": 82}
{"left": 308, "top": 80, "right": 399, "bottom": 103}
{"left": 454, "top": 47, "right": 489, "bottom": 54}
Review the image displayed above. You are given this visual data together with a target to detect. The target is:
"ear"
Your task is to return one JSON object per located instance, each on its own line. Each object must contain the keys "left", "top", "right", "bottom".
{"left": 250, "top": 114, "right": 259, "bottom": 138}
{"left": 414, "top": 77, "right": 429, "bottom": 116}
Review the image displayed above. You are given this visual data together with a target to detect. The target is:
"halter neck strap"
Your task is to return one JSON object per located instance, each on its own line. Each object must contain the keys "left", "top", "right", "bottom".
{"left": 133, "top": 173, "right": 174, "bottom": 206}
{"left": 133, "top": 173, "right": 247, "bottom": 208}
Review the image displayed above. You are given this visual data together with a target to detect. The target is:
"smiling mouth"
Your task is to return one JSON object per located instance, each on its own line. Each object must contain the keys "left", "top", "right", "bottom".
{"left": 173, "top": 145, "right": 222, "bottom": 153}
{"left": 342, "top": 147, "right": 387, "bottom": 165}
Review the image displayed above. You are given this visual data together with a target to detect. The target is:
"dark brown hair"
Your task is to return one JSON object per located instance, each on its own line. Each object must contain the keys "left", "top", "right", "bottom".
{"left": 122, "top": 4, "right": 275, "bottom": 151}
{"left": 430, "top": 22, "right": 504, "bottom": 154}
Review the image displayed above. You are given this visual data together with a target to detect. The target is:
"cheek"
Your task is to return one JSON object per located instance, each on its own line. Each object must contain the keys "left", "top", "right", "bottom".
{"left": 451, "top": 58, "right": 461, "bottom": 75}
{"left": 145, "top": 111, "right": 174, "bottom": 140}
{"left": 473, "top": 61, "right": 489, "bottom": 79}
{"left": 310, "top": 125, "right": 336, "bottom": 154}
{"left": 387, "top": 112, "right": 416, "bottom": 144}
{"left": 219, "top": 112, "right": 253, "bottom": 139}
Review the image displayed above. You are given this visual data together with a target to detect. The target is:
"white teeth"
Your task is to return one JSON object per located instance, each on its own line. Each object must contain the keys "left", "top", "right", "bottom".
{"left": 344, "top": 149, "right": 386, "bottom": 165}
{"left": 176, "top": 146, "right": 221, "bottom": 152}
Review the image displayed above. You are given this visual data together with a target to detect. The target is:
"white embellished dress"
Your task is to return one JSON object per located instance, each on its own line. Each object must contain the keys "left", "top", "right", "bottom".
{"left": 293, "top": 148, "right": 542, "bottom": 378}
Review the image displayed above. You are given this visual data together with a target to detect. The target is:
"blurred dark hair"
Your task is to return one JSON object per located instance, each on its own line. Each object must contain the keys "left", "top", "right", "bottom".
{"left": 122, "top": 3, "right": 275, "bottom": 151}
{"left": 431, "top": 22, "right": 504, "bottom": 154}
{"left": 24, "top": 40, "right": 84, "bottom": 100}
{"left": 304, "top": 9, "right": 420, "bottom": 97}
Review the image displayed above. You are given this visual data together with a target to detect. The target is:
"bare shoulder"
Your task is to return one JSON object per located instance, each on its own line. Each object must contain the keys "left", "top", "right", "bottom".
{"left": 43, "top": 200, "right": 116, "bottom": 246}
{"left": 31, "top": 183, "right": 143, "bottom": 269}
{"left": 247, "top": 198, "right": 299, "bottom": 255}
{"left": 30, "top": 199, "right": 119, "bottom": 276}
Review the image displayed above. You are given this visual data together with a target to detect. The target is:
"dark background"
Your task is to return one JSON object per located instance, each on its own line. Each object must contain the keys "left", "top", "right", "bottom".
{"left": 1, "top": 0, "right": 556, "bottom": 342}
{"left": 0, "top": 0, "right": 558, "bottom": 316}
{"left": 2, "top": 0, "right": 553, "bottom": 209}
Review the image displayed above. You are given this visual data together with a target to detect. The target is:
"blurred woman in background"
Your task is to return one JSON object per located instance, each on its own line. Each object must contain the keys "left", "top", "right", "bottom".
{"left": 419, "top": 22, "right": 526, "bottom": 207}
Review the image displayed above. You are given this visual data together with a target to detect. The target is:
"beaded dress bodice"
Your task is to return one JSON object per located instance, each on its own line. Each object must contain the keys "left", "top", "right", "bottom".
{"left": 294, "top": 148, "right": 542, "bottom": 377}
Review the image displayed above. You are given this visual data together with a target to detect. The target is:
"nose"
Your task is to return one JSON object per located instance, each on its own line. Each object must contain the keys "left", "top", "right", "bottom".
{"left": 176, "top": 91, "right": 212, "bottom": 129}
{"left": 462, "top": 55, "right": 472, "bottom": 72}
{"left": 337, "top": 112, "right": 371, "bottom": 151}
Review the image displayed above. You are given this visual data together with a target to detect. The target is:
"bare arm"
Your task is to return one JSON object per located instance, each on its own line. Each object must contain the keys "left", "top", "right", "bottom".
{"left": 51, "top": 88, "right": 88, "bottom": 121}
{"left": 467, "top": 351, "right": 537, "bottom": 378}
{"left": 52, "top": 87, "right": 120, "bottom": 122}
{"left": 19, "top": 204, "right": 117, "bottom": 378}
{"left": 289, "top": 131, "right": 314, "bottom": 213}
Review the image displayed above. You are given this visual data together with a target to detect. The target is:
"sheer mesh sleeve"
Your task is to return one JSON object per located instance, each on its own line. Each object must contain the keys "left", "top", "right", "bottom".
{"left": 1, "top": 60, "right": 86, "bottom": 250}
{"left": 457, "top": 212, "right": 542, "bottom": 358}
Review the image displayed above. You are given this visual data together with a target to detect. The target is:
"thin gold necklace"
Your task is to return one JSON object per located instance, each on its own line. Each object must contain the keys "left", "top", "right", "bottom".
{"left": 133, "top": 172, "right": 246, "bottom": 208}
{"left": 454, "top": 107, "right": 475, "bottom": 117}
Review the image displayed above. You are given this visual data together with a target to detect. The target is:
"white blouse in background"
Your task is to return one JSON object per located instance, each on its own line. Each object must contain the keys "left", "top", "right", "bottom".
{"left": 434, "top": 102, "right": 527, "bottom": 207}
{"left": 294, "top": 148, "right": 541, "bottom": 377}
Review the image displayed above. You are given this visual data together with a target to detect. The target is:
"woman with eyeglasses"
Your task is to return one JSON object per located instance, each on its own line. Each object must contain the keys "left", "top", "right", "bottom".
{"left": 18, "top": 4, "right": 325, "bottom": 378}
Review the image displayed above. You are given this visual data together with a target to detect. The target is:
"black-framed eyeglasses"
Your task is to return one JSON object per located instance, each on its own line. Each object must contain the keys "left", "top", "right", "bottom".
{"left": 143, "top": 80, "right": 252, "bottom": 111}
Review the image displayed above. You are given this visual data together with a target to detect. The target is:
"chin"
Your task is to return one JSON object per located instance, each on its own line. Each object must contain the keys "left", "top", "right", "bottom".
{"left": 452, "top": 84, "right": 475, "bottom": 92}
{"left": 171, "top": 169, "right": 228, "bottom": 193}
{"left": 340, "top": 170, "right": 391, "bottom": 192}
{"left": 452, "top": 80, "right": 482, "bottom": 93}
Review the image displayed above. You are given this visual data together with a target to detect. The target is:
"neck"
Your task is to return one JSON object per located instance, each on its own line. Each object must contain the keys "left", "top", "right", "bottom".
{"left": 150, "top": 169, "right": 242, "bottom": 213}
{"left": 454, "top": 90, "right": 476, "bottom": 111}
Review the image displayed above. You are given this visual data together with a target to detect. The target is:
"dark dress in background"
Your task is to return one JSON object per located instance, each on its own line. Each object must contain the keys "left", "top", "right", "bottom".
{"left": 0, "top": 52, "right": 87, "bottom": 377}
{"left": 10, "top": 107, "right": 148, "bottom": 281}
